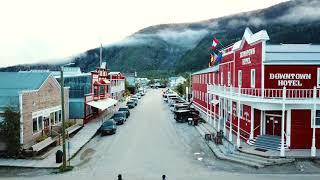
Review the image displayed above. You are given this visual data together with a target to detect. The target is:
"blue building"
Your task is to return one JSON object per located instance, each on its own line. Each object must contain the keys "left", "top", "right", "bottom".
{"left": 53, "top": 67, "right": 91, "bottom": 119}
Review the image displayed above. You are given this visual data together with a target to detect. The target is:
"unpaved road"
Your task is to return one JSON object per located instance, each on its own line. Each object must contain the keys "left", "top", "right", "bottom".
{"left": 2, "top": 89, "right": 320, "bottom": 180}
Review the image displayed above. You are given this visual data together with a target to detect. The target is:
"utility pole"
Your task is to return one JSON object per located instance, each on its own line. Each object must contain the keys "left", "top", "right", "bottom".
{"left": 60, "top": 66, "right": 67, "bottom": 170}
{"left": 60, "top": 62, "right": 74, "bottom": 171}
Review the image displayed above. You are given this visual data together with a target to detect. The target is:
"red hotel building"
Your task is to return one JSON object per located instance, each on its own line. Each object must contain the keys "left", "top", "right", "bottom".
{"left": 192, "top": 27, "right": 320, "bottom": 157}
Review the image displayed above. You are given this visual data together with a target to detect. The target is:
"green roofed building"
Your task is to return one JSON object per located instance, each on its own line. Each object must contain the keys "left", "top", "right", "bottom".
{"left": 0, "top": 71, "right": 69, "bottom": 152}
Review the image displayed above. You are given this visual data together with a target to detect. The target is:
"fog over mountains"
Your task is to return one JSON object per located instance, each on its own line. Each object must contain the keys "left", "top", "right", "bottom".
{"left": 2, "top": 0, "right": 320, "bottom": 78}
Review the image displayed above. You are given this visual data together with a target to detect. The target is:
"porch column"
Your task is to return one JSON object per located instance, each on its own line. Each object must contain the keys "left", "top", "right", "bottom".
{"left": 218, "top": 97, "right": 221, "bottom": 131}
{"left": 209, "top": 94, "right": 212, "bottom": 125}
{"left": 286, "top": 109, "right": 291, "bottom": 147}
{"left": 229, "top": 87, "right": 233, "bottom": 142}
{"left": 223, "top": 97, "right": 227, "bottom": 136}
{"left": 263, "top": 111, "right": 266, "bottom": 135}
{"left": 237, "top": 86, "right": 241, "bottom": 148}
{"left": 206, "top": 93, "right": 209, "bottom": 123}
{"left": 311, "top": 86, "right": 317, "bottom": 157}
{"left": 249, "top": 106, "right": 254, "bottom": 140}
{"left": 260, "top": 110, "right": 263, "bottom": 136}
{"left": 280, "top": 86, "right": 286, "bottom": 157}
{"left": 213, "top": 95, "right": 216, "bottom": 128}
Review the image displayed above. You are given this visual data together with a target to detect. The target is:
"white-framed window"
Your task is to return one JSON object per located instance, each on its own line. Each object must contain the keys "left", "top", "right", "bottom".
{"left": 55, "top": 111, "right": 58, "bottom": 124}
{"left": 221, "top": 72, "right": 224, "bottom": 85}
{"left": 238, "top": 70, "right": 242, "bottom": 87}
{"left": 251, "top": 69, "right": 256, "bottom": 88}
{"left": 209, "top": 73, "right": 211, "bottom": 84}
{"left": 227, "top": 71, "right": 231, "bottom": 86}
{"left": 38, "top": 116, "right": 43, "bottom": 130}
{"left": 33, "top": 117, "right": 38, "bottom": 133}
{"left": 58, "top": 110, "right": 62, "bottom": 122}
{"left": 50, "top": 112, "right": 55, "bottom": 125}
{"left": 312, "top": 110, "right": 320, "bottom": 128}
{"left": 317, "top": 68, "right": 320, "bottom": 88}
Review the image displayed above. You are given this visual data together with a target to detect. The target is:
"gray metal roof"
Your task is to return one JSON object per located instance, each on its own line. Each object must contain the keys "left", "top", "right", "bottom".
{"left": 0, "top": 72, "right": 50, "bottom": 111}
{"left": 192, "top": 66, "right": 219, "bottom": 75}
{"left": 265, "top": 44, "right": 320, "bottom": 65}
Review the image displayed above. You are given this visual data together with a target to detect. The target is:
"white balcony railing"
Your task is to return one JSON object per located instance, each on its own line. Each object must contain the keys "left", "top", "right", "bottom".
{"left": 207, "top": 84, "right": 320, "bottom": 100}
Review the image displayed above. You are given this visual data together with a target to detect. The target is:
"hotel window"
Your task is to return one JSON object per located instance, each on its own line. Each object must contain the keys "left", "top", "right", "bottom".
{"left": 209, "top": 73, "right": 211, "bottom": 84}
{"left": 238, "top": 70, "right": 242, "bottom": 87}
{"left": 240, "top": 104, "right": 243, "bottom": 117}
{"left": 33, "top": 118, "right": 38, "bottom": 133}
{"left": 38, "top": 116, "right": 43, "bottom": 130}
{"left": 317, "top": 68, "right": 320, "bottom": 88}
{"left": 221, "top": 72, "right": 224, "bottom": 85}
{"left": 251, "top": 69, "right": 256, "bottom": 88}
{"left": 313, "top": 110, "right": 320, "bottom": 128}
{"left": 227, "top": 71, "right": 231, "bottom": 86}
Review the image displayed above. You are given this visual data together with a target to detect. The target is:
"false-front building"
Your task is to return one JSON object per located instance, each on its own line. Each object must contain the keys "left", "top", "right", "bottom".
{"left": 192, "top": 27, "right": 320, "bottom": 157}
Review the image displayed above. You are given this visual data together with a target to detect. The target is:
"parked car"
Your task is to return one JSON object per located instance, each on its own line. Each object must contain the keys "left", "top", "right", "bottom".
{"left": 126, "top": 101, "right": 135, "bottom": 109}
{"left": 131, "top": 97, "right": 138, "bottom": 106}
{"left": 119, "top": 106, "right": 130, "bottom": 118}
{"left": 173, "top": 109, "right": 200, "bottom": 123}
{"left": 172, "top": 103, "right": 190, "bottom": 112}
{"left": 100, "top": 119, "right": 117, "bottom": 136}
{"left": 112, "top": 112, "right": 126, "bottom": 125}
{"left": 137, "top": 93, "right": 142, "bottom": 99}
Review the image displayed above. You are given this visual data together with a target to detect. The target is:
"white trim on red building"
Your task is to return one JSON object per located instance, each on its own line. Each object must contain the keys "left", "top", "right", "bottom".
{"left": 192, "top": 27, "right": 320, "bottom": 157}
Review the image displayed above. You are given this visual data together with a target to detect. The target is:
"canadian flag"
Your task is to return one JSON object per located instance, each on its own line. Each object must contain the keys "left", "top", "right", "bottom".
{"left": 211, "top": 38, "right": 219, "bottom": 50}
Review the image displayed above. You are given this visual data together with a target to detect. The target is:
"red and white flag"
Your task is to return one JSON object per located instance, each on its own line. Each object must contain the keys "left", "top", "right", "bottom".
{"left": 211, "top": 38, "right": 219, "bottom": 50}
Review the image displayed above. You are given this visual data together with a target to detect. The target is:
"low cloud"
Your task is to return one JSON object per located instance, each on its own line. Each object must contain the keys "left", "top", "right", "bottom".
{"left": 273, "top": 0, "right": 320, "bottom": 23}
{"left": 110, "top": 29, "right": 209, "bottom": 49}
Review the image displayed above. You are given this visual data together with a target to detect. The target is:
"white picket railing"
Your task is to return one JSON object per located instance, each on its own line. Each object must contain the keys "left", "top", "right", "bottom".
{"left": 207, "top": 84, "right": 320, "bottom": 99}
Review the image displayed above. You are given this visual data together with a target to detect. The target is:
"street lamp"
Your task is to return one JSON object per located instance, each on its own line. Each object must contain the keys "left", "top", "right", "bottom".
{"left": 60, "top": 62, "right": 74, "bottom": 170}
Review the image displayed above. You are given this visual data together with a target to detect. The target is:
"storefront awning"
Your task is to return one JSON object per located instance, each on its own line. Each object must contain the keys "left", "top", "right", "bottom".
{"left": 86, "top": 98, "right": 118, "bottom": 111}
{"left": 210, "top": 99, "right": 219, "bottom": 105}
{"left": 99, "top": 79, "right": 110, "bottom": 84}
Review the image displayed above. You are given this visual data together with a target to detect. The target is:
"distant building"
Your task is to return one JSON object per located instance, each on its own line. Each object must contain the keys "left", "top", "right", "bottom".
{"left": 108, "top": 72, "right": 125, "bottom": 100}
{"left": 124, "top": 72, "right": 137, "bottom": 86}
{"left": 0, "top": 71, "right": 69, "bottom": 151}
{"left": 84, "top": 63, "right": 118, "bottom": 124}
{"left": 169, "top": 76, "right": 186, "bottom": 87}
{"left": 136, "top": 78, "right": 150, "bottom": 87}
{"left": 53, "top": 67, "right": 91, "bottom": 120}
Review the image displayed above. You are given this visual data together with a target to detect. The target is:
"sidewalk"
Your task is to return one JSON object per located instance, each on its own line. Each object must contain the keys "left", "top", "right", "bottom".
{"left": 0, "top": 117, "right": 104, "bottom": 168}
{"left": 0, "top": 98, "right": 130, "bottom": 168}
{"left": 0, "top": 100, "right": 127, "bottom": 169}
{"left": 195, "top": 122, "right": 294, "bottom": 168}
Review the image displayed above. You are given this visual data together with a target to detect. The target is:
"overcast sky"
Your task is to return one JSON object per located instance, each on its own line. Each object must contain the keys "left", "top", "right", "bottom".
{"left": 0, "top": 0, "right": 287, "bottom": 67}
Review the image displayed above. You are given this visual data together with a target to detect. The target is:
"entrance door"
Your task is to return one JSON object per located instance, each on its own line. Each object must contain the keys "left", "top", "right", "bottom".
{"left": 266, "top": 115, "right": 281, "bottom": 136}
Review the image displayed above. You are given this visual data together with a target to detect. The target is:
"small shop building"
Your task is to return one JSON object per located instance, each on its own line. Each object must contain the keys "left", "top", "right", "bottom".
{"left": 0, "top": 71, "right": 69, "bottom": 152}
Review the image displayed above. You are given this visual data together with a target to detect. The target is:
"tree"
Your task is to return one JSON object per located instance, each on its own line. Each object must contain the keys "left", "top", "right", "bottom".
{"left": 0, "top": 107, "right": 21, "bottom": 157}
{"left": 175, "top": 83, "right": 185, "bottom": 97}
